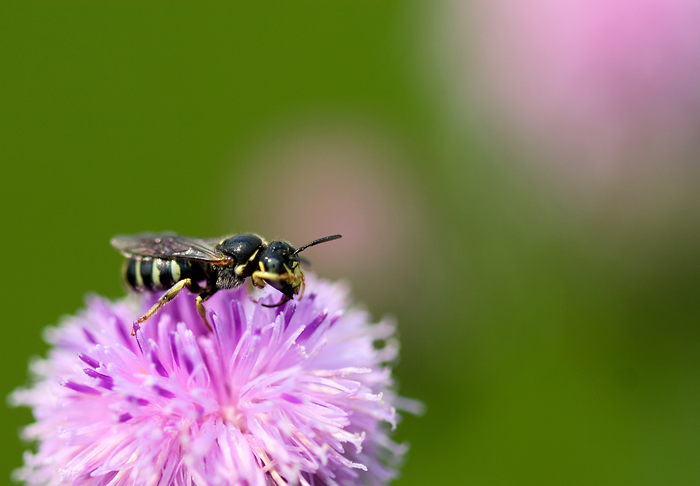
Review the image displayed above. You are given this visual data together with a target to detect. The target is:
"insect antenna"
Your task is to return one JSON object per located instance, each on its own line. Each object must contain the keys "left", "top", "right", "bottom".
{"left": 293, "top": 234, "right": 342, "bottom": 255}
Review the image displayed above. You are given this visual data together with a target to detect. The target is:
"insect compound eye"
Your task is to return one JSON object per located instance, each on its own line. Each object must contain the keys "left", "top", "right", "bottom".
{"left": 259, "top": 242, "right": 290, "bottom": 273}
{"left": 218, "top": 234, "right": 263, "bottom": 263}
{"left": 260, "top": 241, "right": 298, "bottom": 274}
{"left": 257, "top": 241, "right": 302, "bottom": 298}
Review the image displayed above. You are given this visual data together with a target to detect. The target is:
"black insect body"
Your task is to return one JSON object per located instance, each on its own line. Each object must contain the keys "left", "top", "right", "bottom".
{"left": 111, "top": 233, "right": 341, "bottom": 333}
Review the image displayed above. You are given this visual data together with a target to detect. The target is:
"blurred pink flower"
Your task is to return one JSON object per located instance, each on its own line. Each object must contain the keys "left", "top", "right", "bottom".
{"left": 445, "top": 0, "right": 700, "bottom": 182}
{"left": 227, "top": 121, "right": 432, "bottom": 305}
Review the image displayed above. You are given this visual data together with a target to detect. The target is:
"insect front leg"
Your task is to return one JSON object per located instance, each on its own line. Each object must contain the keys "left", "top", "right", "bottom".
{"left": 132, "top": 278, "right": 195, "bottom": 335}
{"left": 195, "top": 288, "right": 217, "bottom": 332}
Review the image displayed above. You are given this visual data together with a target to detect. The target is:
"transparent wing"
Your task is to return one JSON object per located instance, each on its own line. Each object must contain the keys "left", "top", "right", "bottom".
{"left": 111, "top": 233, "right": 229, "bottom": 263}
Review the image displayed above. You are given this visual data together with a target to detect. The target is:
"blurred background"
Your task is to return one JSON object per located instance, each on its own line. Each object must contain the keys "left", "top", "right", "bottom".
{"left": 2, "top": 1, "right": 700, "bottom": 484}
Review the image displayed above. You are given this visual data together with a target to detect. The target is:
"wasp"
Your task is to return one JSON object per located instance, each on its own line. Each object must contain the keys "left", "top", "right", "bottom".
{"left": 111, "top": 233, "right": 341, "bottom": 333}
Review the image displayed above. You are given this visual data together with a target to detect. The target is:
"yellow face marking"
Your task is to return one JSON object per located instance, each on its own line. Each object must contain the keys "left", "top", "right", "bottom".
{"left": 152, "top": 259, "right": 162, "bottom": 288}
{"left": 171, "top": 260, "right": 181, "bottom": 282}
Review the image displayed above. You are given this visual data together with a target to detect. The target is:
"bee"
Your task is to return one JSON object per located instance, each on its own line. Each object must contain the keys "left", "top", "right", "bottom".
{"left": 111, "top": 232, "right": 341, "bottom": 333}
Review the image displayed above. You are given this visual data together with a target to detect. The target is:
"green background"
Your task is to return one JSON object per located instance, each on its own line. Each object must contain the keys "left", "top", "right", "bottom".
{"left": 2, "top": 2, "right": 700, "bottom": 485}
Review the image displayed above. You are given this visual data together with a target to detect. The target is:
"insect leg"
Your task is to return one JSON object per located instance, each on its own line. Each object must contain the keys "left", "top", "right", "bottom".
{"left": 261, "top": 295, "right": 292, "bottom": 308}
{"left": 251, "top": 270, "right": 296, "bottom": 282}
{"left": 195, "top": 288, "right": 217, "bottom": 332}
{"left": 132, "top": 278, "right": 192, "bottom": 335}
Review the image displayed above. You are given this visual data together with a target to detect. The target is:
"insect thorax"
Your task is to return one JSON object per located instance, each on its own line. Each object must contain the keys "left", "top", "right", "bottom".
{"left": 217, "top": 234, "right": 265, "bottom": 262}
{"left": 214, "top": 264, "right": 245, "bottom": 289}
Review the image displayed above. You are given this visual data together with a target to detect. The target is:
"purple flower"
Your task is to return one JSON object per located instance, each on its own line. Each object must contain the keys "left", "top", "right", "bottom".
{"left": 12, "top": 275, "right": 412, "bottom": 485}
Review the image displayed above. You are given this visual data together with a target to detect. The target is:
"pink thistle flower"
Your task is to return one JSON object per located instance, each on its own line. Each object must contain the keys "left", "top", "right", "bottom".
{"left": 11, "top": 276, "right": 410, "bottom": 486}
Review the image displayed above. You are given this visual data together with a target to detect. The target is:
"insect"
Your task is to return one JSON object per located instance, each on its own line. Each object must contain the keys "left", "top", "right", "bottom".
{"left": 111, "top": 232, "right": 342, "bottom": 333}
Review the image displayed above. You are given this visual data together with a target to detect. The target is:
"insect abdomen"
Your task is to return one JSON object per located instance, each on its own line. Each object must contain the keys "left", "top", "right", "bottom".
{"left": 123, "top": 258, "right": 205, "bottom": 292}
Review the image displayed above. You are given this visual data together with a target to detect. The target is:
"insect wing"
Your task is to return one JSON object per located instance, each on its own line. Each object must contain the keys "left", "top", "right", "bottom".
{"left": 111, "top": 233, "right": 229, "bottom": 263}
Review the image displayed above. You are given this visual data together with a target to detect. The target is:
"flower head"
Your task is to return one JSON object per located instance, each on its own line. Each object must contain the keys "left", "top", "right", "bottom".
{"left": 12, "top": 276, "right": 409, "bottom": 485}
